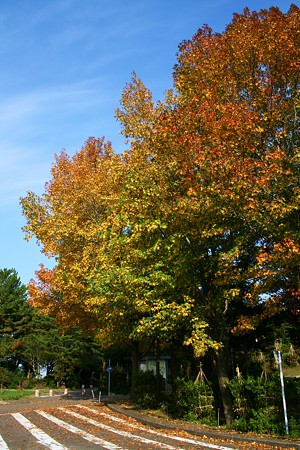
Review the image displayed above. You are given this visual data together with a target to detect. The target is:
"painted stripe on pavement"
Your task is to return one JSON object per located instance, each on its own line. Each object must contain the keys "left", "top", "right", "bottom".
{"left": 60, "top": 407, "right": 180, "bottom": 449}
{"left": 12, "top": 413, "right": 68, "bottom": 450}
{"left": 76, "top": 405, "right": 236, "bottom": 450}
{"left": 0, "top": 435, "right": 9, "bottom": 449}
{"left": 37, "top": 410, "right": 122, "bottom": 449}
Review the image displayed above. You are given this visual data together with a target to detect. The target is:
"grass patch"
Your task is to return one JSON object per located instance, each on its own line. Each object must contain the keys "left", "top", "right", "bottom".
{"left": 0, "top": 388, "right": 62, "bottom": 402}
{"left": 0, "top": 389, "right": 35, "bottom": 401}
{"left": 0, "top": 389, "right": 52, "bottom": 401}
{"left": 283, "top": 366, "right": 300, "bottom": 378}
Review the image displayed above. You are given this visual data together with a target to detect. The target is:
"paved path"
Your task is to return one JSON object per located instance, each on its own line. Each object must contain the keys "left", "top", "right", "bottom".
{"left": 0, "top": 392, "right": 299, "bottom": 449}
{"left": 0, "top": 398, "right": 237, "bottom": 449}
{"left": 106, "top": 400, "right": 300, "bottom": 450}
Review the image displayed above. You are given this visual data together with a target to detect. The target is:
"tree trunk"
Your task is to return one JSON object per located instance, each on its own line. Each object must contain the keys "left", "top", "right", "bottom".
{"left": 131, "top": 341, "right": 140, "bottom": 396}
{"left": 214, "top": 347, "right": 235, "bottom": 426}
{"left": 155, "top": 339, "right": 161, "bottom": 398}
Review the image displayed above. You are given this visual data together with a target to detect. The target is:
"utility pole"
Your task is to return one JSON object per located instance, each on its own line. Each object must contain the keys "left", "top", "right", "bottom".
{"left": 274, "top": 342, "right": 289, "bottom": 435}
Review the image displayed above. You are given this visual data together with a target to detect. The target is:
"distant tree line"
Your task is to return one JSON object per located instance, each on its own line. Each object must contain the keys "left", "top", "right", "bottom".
{"left": 0, "top": 268, "right": 104, "bottom": 389}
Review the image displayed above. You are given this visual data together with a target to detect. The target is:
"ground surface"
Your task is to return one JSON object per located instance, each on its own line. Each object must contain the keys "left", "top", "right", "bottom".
{"left": 0, "top": 391, "right": 298, "bottom": 449}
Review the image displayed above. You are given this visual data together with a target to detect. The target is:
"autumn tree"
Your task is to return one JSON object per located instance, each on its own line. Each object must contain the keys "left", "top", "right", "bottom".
{"left": 21, "top": 5, "right": 299, "bottom": 425}
{"left": 114, "top": 5, "right": 300, "bottom": 423}
{"left": 21, "top": 137, "right": 154, "bottom": 376}
{"left": 22, "top": 138, "right": 121, "bottom": 332}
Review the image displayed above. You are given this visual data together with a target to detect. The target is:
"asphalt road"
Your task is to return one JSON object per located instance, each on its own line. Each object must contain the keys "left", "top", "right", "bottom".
{"left": 0, "top": 393, "right": 299, "bottom": 449}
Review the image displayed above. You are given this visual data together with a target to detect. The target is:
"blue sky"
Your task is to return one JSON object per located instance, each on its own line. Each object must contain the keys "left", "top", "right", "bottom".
{"left": 0, "top": 0, "right": 293, "bottom": 286}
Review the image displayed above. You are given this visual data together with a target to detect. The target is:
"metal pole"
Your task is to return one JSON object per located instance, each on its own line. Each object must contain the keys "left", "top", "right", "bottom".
{"left": 274, "top": 350, "right": 289, "bottom": 435}
{"left": 108, "top": 359, "right": 111, "bottom": 396}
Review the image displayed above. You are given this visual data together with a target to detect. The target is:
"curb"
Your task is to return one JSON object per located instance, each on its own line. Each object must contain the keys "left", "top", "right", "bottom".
{"left": 106, "top": 402, "right": 300, "bottom": 449}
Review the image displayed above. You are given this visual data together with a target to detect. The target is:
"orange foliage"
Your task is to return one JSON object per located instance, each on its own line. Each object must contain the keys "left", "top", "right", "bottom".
{"left": 21, "top": 6, "right": 300, "bottom": 347}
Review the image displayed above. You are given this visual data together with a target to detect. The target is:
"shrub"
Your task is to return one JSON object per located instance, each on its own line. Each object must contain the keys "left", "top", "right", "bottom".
{"left": 172, "top": 377, "right": 215, "bottom": 423}
{"left": 228, "top": 375, "right": 300, "bottom": 437}
{"left": 229, "top": 375, "right": 280, "bottom": 416}
{"left": 131, "top": 370, "right": 164, "bottom": 408}
{"left": 0, "top": 368, "right": 10, "bottom": 389}
{"left": 289, "top": 416, "right": 300, "bottom": 438}
{"left": 109, "top": 365, "right": 130, "bottom": 395}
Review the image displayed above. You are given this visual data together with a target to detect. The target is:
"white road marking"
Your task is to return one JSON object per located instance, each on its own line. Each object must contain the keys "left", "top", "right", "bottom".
{"left": 0, "top": 435, "right": 9, "bottom": 449}
{"left": 76, "top": 405, "right": 237, "bottom": 450}
{"left": 37, "top": 410, "right": 122, "bottom": 449}
{"left": 60, "top": 407, "right": 180, "bottom": 449}
{"left": 12, "top": 413, "right": 68, "bottom": 450}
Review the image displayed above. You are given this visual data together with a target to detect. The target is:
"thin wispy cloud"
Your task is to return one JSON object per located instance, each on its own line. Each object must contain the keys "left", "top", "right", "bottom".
{"left": 0, "top": 81, "right": 110, "bottom": 139}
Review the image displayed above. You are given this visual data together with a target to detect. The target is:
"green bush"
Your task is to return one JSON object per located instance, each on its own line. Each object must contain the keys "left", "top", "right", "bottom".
{"left": 131, "top": 370, "right": 164, "bottom": 408}
{"left": 228, "top": 375, "right": 300, "bottom": 437}
{"left": 248, "top": 409, "right": 283, "bottom": 435}
{"left": 42, "top": 375, "right": 57, "bottom": 388}
{"left": 109, "top": 366, "right": 130, "bottom": 395}
{"left": 285, "top": 378, "right": 300, "bottom": 412}
{"left": 289, "top": 416, "right": 300, "bottom": 438}
{"left": 229, "top": 375, "right": 280, "bottom": 415}
{"left": 172, "top": 377, "right": 215, "bottom": 423}
{"left": 0, "top": 368, "right": 11, "bottom": 389}
{"left": 21, "top": 377, "right": 42, "bottom": 389}
{"left": 233, "top": 409, "right": 283, "bottom": 435}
